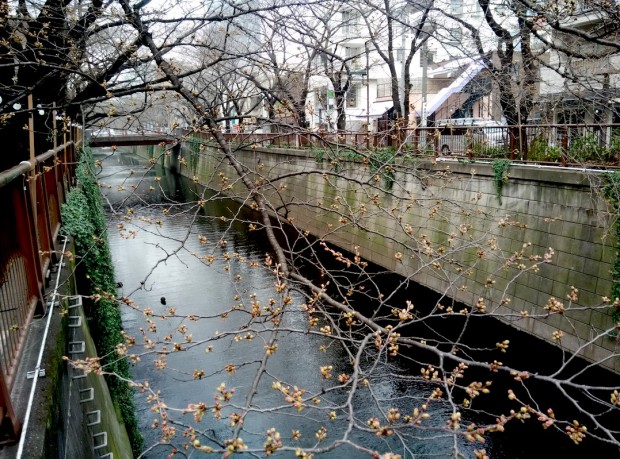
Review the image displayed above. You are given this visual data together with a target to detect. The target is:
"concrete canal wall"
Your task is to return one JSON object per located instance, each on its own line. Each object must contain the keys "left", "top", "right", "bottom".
{"left": 135, "top": 142, "right": 619, "bottom": 374}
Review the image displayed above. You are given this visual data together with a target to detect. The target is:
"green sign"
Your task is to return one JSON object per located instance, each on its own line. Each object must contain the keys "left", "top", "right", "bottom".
{"left": 327, "top": 90, "right": 334, "bottom": 98}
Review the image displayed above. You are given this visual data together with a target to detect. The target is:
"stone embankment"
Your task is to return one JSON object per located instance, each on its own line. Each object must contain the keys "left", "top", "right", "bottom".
{"left": 135, "top": 142, "right": 618, "bottom": 374}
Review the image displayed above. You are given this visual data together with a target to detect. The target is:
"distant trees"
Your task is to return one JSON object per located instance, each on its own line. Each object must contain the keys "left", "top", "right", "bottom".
{"left": 272, "top": 1, "right": 354, "bottom": 132}
{"left": 358, "top": 0, "right": 434, "bottom": 126}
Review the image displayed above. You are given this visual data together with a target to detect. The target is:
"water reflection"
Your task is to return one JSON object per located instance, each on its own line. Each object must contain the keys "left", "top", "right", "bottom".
{"left": 98, "top": 148, "right": 485, "bottom": 458}
{"left": 96, "top": 148, "right": 619, "bottom": 458}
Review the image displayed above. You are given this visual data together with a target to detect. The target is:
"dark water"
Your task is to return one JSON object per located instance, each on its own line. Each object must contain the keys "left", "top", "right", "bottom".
{"left": 97, "top": 148, "right": 620, "bottom": 458}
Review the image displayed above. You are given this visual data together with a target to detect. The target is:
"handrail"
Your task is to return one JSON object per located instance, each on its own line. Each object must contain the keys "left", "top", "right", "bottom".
{"left": 181, "top": 122, "right": 620, "bottom": 165}
{"left": 36, "top": 141, "right": 74, "bottom": 164}
{"left": 15, "top": 236, "right": 69, "bottom": 458}
{"left": 0, "top": 141, "right": 74, "bottom": 189}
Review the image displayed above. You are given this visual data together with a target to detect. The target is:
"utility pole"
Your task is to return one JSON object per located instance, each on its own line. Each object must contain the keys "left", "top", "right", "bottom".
{"left": 399, "top": 26, "right": 406, "bottom": 120}
{"left": 418, "top": 37, "right": 429, "bottom": 152}
{"left": 420, "top": 40, "right": 428, "bottom": 127}
{"left": 366, "top": 40, "right": 370, "bottom": 135}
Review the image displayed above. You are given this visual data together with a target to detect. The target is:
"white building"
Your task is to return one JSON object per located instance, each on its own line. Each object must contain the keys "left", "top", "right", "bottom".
{"left": 306, "top": 0, "right": 518, "bottom": 132}
{"left": 538, "top": 6, "right": 620, "bottom": 129}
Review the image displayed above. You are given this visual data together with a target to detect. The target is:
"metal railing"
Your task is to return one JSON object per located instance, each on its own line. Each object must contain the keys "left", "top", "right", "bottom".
{"left": 192, "top": 123, "right": 620, "bottom": 167}
{"left": 0, "top": 127, "right": 79, "bottom": 443}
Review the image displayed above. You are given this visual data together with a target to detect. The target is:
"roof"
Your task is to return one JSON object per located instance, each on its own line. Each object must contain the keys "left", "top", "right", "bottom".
{"left": 425, "top": 60, "right": 485, "bottom": 117}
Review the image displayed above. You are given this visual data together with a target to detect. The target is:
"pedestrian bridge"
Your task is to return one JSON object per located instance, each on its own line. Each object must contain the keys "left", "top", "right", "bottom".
{"left": 87, "top": 133, "right": 175, "bottom": 147}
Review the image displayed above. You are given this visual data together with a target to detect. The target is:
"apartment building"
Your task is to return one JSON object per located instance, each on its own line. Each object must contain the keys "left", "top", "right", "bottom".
{"left": 306, "top": 0, "right": 516, "bottom": 132}
{"left": 538, "top": 3, "right": 620, "bottom": 127}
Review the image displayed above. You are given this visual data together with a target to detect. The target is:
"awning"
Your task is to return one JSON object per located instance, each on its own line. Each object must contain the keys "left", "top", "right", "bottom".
{"left": 425, "top": 60, "right": 485, "bottom": 117}
{"left": 349, "top": 100, "right": 393, "bottom": 119}
{"left": 369, "top": 100, "right": 393, "bottom": 117}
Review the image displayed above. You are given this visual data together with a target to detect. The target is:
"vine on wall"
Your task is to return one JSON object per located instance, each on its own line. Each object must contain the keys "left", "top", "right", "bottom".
{"left": 492, "top": 159, "right": 511, "bottom": 205}
{"left": 314, "top": 147, "right": 396, "bottom": 190}
{"left": 61, "top": 147, "right": 143, "bottom": 455}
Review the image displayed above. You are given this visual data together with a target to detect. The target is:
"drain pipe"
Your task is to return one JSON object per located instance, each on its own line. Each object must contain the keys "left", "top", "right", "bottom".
{"left": 16, "top": 236, "right": 69, "bottom": 459}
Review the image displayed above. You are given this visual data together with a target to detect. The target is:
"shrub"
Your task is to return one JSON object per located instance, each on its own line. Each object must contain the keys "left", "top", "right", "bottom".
{"left": 568, "top": 133, "right": 606, "bottom": 163}
{"left": 528, "top": 134, "right": 562, "bottom": 162}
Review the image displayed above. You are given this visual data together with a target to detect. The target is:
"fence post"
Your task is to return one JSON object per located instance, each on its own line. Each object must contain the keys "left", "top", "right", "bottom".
{"left": 0, "top": 372, "right": 21, "bottom": 442}
{"left": 27, "top": 95, "right": 35, "bottom": 169}
{"left": 27, "top": 95, "right": 40, "bottom": 276}
{"left": 561, "top": 127, "right": 568, "bottom": 166}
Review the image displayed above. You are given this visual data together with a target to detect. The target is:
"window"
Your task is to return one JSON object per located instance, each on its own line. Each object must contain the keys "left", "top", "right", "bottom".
{"left": 346, "top": 85, "right": 359, "bottom": 108}
{"left": 377, "top": 81, "right": 391, "bottom": 98}
{"left": 451, "top": 0, "right": 463, "bottom": 15}
{"left": 420, "top": 49, "right": 435, "bottom": 67}
{"left": 396, "top": 48, "right": 404, "bottom": 62}
{"left": 447, "top": 27, "right": 462, "bottom": 43}
{"left": 345, "top": 47, "right": 361, "bottom": 59}
{"left": 345, "top": 47, "right": 362, "bottom": 68}
{"left": 342, "top": 10, "right": 360, "bottom": 37}
{"left": 318, "top": 51, "right": 328, "bottom": 67}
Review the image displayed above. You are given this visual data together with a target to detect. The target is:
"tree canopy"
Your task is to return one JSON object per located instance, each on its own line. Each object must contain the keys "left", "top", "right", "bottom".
{"left": 4, "top": 0, "right": 620, "bottom": 457}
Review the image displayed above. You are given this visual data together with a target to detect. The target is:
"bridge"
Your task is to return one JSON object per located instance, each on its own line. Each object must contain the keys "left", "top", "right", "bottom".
{"left": 87, "top": 133, "right": 176, "bottom": 147}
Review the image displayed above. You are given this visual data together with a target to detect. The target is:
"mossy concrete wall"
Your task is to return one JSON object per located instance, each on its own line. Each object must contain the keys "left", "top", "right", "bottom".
{"left": 136, "top": 143, "right": 619, "bottom": 374}
{"left": 60, "top": 297, "right": 133, "bottom": 458}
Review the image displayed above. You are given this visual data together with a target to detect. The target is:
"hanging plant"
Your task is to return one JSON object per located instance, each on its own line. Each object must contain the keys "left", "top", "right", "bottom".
{"left": 492, "top": 159, "right": 511, "bottom": 205}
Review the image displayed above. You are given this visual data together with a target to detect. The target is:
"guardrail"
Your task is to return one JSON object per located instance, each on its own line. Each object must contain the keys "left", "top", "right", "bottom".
{"left": 0, "top": 128, "right": 79, "bottom": 443}
{"left": 184, "top": 123, "right": 620, "bottom": 167}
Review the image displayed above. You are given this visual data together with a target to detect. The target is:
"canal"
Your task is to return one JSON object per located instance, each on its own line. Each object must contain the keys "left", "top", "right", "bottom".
{"left": 96, "top": 147, "right": 619, "bottom": 458}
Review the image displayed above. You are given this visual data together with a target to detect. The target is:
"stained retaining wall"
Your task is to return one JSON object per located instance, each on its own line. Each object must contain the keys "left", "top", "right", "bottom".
{"left": 135, "top": 142, "right": 619, "bottom": 374}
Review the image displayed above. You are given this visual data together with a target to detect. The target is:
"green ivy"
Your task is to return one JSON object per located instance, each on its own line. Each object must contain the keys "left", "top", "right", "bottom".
{"left": 314, "top": 148, "right": 327, "bottom": 163}
{"left": 369, "top": 149, "right": 397, "bottom": 191}
{"left": 61, "top": 147, "right": 143, "bottom": 455}
{"left": 314, "top": 147, "right": 397, "bottom": 190}
{"left": 603, "top": 171, "right": 620, "bottom": 331}
{"left": 188, "top": 136, "right": 202, "bottom": 172}
{"left": 492, "top": 159, "right": 511, "bottom": 205}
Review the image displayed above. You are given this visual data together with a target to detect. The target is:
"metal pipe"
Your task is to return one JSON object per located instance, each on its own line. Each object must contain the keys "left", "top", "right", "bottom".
{"left": 0, "top": 163, "right": 32, "bottom": 189}
{"left": 16, "top": 235, "right": 69, "bottom": 459}
{"left": 435, "top": 156, "right": 610, "bottom": 174}
{"left": 0, "top": 142, "right": 74, "bottom": 189}
{"left": 366, "top": 40, "right": 370, "bottom": 137}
